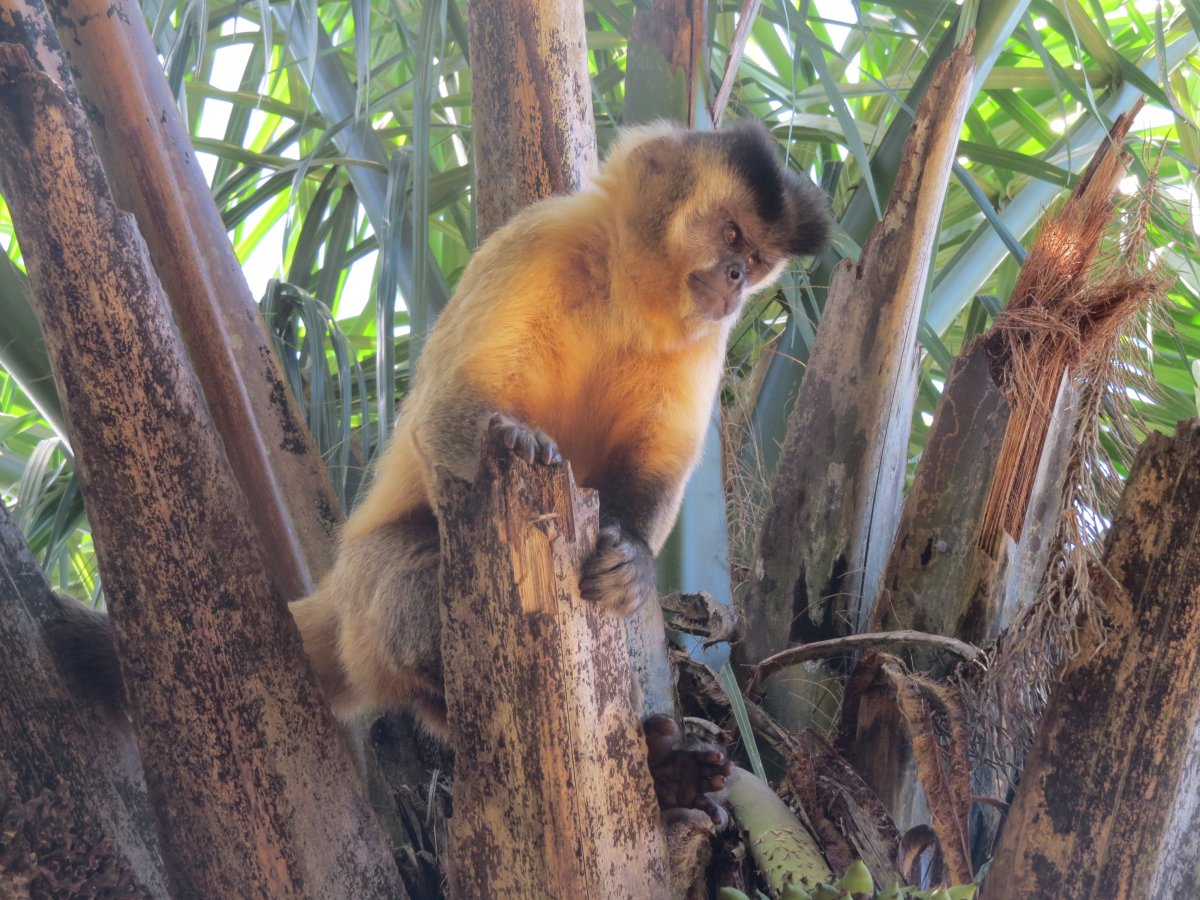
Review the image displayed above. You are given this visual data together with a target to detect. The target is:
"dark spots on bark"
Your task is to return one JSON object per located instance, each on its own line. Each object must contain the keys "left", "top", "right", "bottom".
{"left": 789, "top": 554, "right": 850, "bottom": 644}
{"left": 265, "top": 367, "right": 309, "bottom": 455}
{"left": 1030, "top": 852, "right": 1064, "bottom": 895}
{"left": 316, "top": 492, "right": 339, "bottom": 533}
{"left": 920, "top": 535, "right": 935, "bottom": 567}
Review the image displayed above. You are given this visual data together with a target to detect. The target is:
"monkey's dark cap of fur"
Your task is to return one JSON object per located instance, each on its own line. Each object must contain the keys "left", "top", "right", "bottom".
{"left": 709, "top": 121, "right": 833, "bottom": 259}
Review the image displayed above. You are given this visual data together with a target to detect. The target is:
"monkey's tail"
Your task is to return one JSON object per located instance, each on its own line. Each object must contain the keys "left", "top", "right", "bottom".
{"left": 44, "top": 593, "right": 127, "bottom": 721}
{"left": 289, "top": 588, "right": 357, "bottom": 718}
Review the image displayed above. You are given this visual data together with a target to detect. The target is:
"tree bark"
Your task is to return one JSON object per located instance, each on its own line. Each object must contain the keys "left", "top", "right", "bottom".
{"left": 0, "top": 501, "right": 167, "bottom": 897}
{"left": 8, "top": 0, "right": 340, "bottom": 596}
{"left": 0, "top": 44, "right": 403, "bottom": 897}
{"left": 985, "top": 421, "right": 1200, "bottom": 899}
{"left": 738, "top": 36, "right": 976, "bottom": 712}
{"left": 625, "top": 0, "right": 707, "bottom": 128}
{"left": 437, "top": 432, "right": 670, "bottom": 898}
{"left": 467, "top": 0, "right": 597, "bottom": 242}
{"left": 870, "top": 345, "right": 1076, "bottom": 661}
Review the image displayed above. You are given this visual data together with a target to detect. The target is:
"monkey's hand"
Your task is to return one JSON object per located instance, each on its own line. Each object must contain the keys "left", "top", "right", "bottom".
{"left": 645, "top": 714, "right": 732, "bottom": 824}
{"left": 488, "top": 412, "right": 563, "bottom": 466}
{"left": 580, "top": 519, "right": 657, "bottom": 616}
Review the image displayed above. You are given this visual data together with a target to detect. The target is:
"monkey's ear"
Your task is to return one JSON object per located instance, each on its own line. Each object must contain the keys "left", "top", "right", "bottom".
{"left": 780, "top": 169, "right": 834, "bottom": 258}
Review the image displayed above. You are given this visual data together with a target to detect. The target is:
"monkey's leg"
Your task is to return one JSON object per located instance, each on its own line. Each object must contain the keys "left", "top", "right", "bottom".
{"left": 333, "top": 510, "right": 450, "bottom": 737}
{"left": 581, "top": 459, "right": 684, "bottom": 617}
{"left": 580, "top": 519, "right": 658, "bottom": 616}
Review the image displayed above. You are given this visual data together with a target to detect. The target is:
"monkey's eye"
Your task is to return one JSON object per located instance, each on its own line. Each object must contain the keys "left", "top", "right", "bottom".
{"left": 723, "top": 224, "right": 741, "bottom": 247}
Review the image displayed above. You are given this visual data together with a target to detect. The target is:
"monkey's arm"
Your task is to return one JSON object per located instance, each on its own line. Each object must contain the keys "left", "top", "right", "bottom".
{"left": 580, "top": 455, "right": 688, "bottom": 616}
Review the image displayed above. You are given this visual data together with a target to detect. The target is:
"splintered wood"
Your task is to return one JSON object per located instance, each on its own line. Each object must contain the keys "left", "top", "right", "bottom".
{"left": 977, "top": 99, "right": 1154, "bottom": 558}
{"left": 436, "top": 428, "right": 669, "bottom": 899}
{"left": 871, "top": 98, "right": 1166, "bottom": 657}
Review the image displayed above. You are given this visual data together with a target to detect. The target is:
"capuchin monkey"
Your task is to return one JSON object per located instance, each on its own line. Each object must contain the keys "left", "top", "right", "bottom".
{"left": 49, "top": 120, "right": 832, "bottom": 819}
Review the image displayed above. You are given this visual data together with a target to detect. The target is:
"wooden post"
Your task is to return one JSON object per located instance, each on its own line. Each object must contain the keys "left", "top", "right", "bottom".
{"left": 437, "top": 432, "right": 670, "bottom": 898}
{"left": 0, "top": 45, "right": 404, "bottom": 897}
{"left": 985, "top": 421, "right": 1200, "bottom": 899}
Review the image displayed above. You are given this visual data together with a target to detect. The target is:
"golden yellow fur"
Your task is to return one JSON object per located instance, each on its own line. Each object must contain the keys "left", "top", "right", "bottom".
{"left": 291, "top": 121, "right": 831, "bottom": 729}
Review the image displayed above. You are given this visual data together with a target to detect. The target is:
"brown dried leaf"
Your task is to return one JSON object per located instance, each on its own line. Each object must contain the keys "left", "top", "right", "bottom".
{"left": 883, "top": 664, "right": 973, "bottom": 884}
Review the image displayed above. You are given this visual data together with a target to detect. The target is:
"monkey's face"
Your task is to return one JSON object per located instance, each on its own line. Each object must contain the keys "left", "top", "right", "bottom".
{"left": 686, "top": 216, "right": 781, "bottom": 321}
{"left": 669, "top": 125, "right": 831, "bottom": 322}
{"left": 600, "top": 119, "right": 832, "bottom": 327}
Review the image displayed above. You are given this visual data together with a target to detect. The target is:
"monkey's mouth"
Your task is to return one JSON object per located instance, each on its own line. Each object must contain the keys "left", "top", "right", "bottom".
{"left": 688, "top": 273, "right": 743, "bottom": 321}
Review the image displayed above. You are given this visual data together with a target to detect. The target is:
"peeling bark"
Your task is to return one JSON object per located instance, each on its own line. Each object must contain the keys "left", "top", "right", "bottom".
{"left": 437, "top": 433, "right": 670, "bottom": 898}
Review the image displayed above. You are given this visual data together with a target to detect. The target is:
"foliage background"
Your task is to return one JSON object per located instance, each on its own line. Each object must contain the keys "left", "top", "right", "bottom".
{"left": 0, "top": 0, "right": 1197, "bottom": 602}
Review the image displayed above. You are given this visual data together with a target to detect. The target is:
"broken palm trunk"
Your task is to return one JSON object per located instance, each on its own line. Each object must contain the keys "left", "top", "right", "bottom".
{"left": 855, "top": 103, "right": 1162, "bottom": 840}
{"left": 436, "top": 429, "right": 670, "bottom": 898}
{"left": 870, "top": 101, "right": 1146, "bottom": 659}
{"left": 0, "top": 45, "right": 403, "bottom": 897}
{"left": 738, "top": 35, "right": 976, "bottom": 726}
{"left": 985, "top": 421, "right": 1200, "bottom": 899}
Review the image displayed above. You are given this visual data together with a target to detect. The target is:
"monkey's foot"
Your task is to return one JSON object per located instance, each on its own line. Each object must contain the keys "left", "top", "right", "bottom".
{"left": 488, "top": 412, "right": 562, "bottom": 466}
{"left": 645, "top": 715, "right": 732, "bottom": 823}
{"left": 580, "top": 519, "right": 657, "bottom": 616}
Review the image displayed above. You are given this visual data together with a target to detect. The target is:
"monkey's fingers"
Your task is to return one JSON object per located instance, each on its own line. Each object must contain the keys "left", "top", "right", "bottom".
{"left": 642, "top": 715, "right": 731, "bottom": 825}
{"left": 488, "top": 413, "right": 563, "bottom": 466}
{"left": 644, "top": 713, "right": 682, "bottom": 766}
{"left": 581, "top": 521, "right": 656, "bottom": 616}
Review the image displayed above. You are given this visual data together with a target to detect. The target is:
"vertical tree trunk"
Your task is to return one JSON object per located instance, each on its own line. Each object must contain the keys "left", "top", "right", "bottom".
{"left": 986, "top": 421, "right": 1200, "bottom": 899}
{"left": 870, "top": 351, "right": 1076, "bottom": 662}
{"left": 467, "top": 0, "right": 596, "bottom": 242}
{"left": 437, "top": 434, "right": 670, "bottom": 898}
{"left": 0, "top": 502, "right": 167, "bottom": 896}
{"left": 0, "top": 45, "right": 403, "bottom": 897}
{"left": 14, "top": 0, "right": 340, "bottom": 595}
{"left": 738, "top": 37, "right": 976, "bottom": 731}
